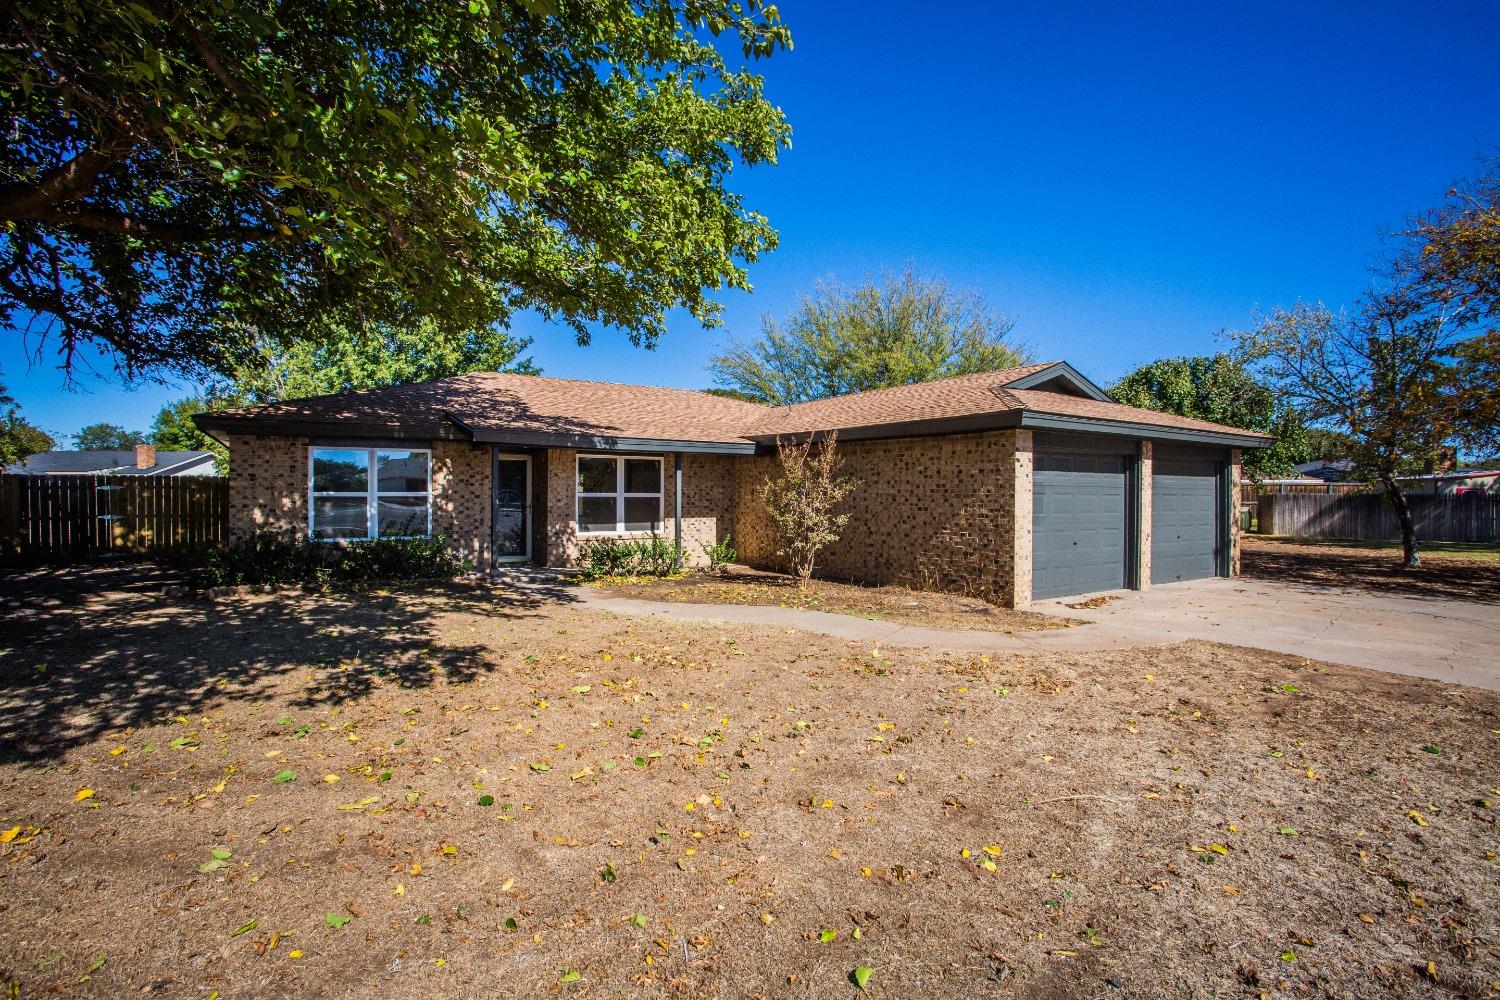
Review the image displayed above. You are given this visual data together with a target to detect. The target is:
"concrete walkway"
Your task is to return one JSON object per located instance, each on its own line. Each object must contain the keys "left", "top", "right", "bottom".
{"left": 529, "top": 571, "right": 1500, "bottom": 692}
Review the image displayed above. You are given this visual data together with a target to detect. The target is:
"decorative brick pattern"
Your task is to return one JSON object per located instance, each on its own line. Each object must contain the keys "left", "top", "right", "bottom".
{"left": 1229, "top": 447, "right": 1243, "bottom": 576}
{"left": 733, "top": 430, "right": 1028, "bottom": 606}
{"left": 226, "top": 433, "right": 308, "bottom": 538}
{"left": 541, "top": 449, "right": 736, "bottom": 568}
{"left": 432, "top": 441, "right": 491, "bottom": 568}
{"left": 1138, "top": 440, "right": 1153, "bottom": 588}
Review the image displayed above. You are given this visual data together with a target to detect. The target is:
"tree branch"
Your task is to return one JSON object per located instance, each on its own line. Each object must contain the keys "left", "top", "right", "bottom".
{"left": 32, "top": 205, "right": 277, "bottom": 243}
{"left": 0, "top": 139, "right": 134, "bottom": 221}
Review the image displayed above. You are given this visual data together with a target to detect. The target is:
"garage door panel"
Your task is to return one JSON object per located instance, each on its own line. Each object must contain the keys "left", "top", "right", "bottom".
{"left": 1032, "top": 453, "right": 1128, "bottom": 600}
{"left": 1151, "top": 458, "right": 1221, "bottom": 584}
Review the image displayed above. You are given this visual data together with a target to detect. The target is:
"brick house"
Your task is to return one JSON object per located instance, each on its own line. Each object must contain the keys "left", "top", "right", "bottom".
{"left": 195, "top": 362, "right": 1271, "bottom": 607}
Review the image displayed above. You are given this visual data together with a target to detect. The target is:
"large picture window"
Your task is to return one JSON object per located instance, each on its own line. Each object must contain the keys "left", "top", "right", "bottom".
{"left": 309, "top": 447, "right": 431, "bottom": 540}
{"left": 576, "top": 455, "right": 662, "bottom": 535}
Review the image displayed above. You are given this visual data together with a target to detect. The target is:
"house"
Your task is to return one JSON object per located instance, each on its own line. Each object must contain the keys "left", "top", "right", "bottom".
{"left": 1292, "top": 459, "right": 1355, "bottom": 482}
{"left": 1273, "top": 461, "right": 1499, "bottom": 496}
{"left": 194, "top": 362, "right": 1272, "bottom": 607}
{"left": 6, "top": 444, "right": 220, "bottom": 477}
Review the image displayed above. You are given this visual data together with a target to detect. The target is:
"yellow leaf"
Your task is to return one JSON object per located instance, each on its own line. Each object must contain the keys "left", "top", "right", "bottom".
{"left": 323, "top": 775, "right": 340, "bottom": 784}
{"left": 74, "top": 789, "right": 94, "bottom": 802}
{"left": 0, "top": 826, "right": 18, "bottom": 843}
{"left": 1406, "top": 810, "right": 1429, "bottom": 827}
{"left": 982, "top": 844, "right": 1002, "bottom": 857}
{"left": 1222, "top": 885, "right": 1240, "bottom": 895}
{"left": 288, "top": 950, "right": 303, "bottom": 959}
{"left": 960, "top": 847, "right": 971, "bottom": 858}
{"left": 981, "top": 859, "right": 998, "bottom": 872}
{"left": 1208, "top": 843, "right": 1229, "bottom": 856}
{"left": 410, "top": 864, "right": 422, "bottom": 875}
{"left": 441, "top": 844, "right": 458, "bottom": 857}
{"left": 109, "top": 747, "right": 127, "bottom": 756}
{"left": 394, "top": 883, "right": 404, "bottom": 896}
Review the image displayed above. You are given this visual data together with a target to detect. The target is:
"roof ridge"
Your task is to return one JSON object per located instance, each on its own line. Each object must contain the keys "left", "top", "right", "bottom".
{"left": 766, "top": 362, "right": 1061, "bottom": 414}
{"left": 460, "top": 370, "right": 769, "bottom": 409}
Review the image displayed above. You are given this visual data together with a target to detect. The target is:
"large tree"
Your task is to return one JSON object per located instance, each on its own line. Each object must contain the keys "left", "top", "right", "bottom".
{"left": 0, "top": 378, "right": 54, "bottom": 466}
{"left": 1, "top": 1, "right": 791, "bottom": 381}
{"left": 1229, "top": 293, "right": 1474, "bottom": 568}
{"left": 222, "top": 321, "right": 538, "bottom": 403}
{"left": 710, "top": 269, "right": 1030, "bottom": 404}
{"left": 73, "top": 422, "right": 145, "bottom": 450}
{"left": 1110, "top": 354, "right": 1309, "bottom": 482}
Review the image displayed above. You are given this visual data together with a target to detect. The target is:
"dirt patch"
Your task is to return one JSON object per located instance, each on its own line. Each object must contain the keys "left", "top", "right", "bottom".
{"left": 1242, "top": 535, "right": 1500, "bottom": 603}
{"left": 0, "top": 573, "right": 1497, "bottom": 998}
{"left": 1064, "top": 594, "right": 1122, "bottom": 610}
{"left": 594, "top": 569, "right": 1080, "bottom": 633}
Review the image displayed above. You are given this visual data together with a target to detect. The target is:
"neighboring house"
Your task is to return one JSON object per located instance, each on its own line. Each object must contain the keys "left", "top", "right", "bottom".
{"left": 1398, "top": 468, "right": 1500, "bottom": 496}
{"left": 1276, "top": 461, "right": 1499, "bottom": 495}
{"left": 1292, "top": 459, "right": 1355, "bottom": 482}
{"left": 195, "top": 362, "right": 1272, "bottom": 607}
{"left": 6, "top": 444, "right": 220, "bottom": 477}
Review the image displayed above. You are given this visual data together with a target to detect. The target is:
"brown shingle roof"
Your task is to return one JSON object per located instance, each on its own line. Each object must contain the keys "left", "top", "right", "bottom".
{"left": 748, "top": 364, "right": 1057, "bottom": 437}
{"left": 205, "top": 371, "right": 766, "bottom": 444}
{"left": 201, "top": 362, "right": 1272, "bottom": 446}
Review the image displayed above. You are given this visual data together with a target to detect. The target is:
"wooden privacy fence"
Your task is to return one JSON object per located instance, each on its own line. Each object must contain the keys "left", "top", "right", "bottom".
{"left": 1259, "top": 492, "right": 1499, "bottom": 543}
{"left": 0, "top": 474, "right": 228, "bottom": 565}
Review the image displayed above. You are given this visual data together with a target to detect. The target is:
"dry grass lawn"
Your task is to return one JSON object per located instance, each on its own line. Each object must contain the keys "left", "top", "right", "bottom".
{"left": 1242, "top": 535, "right": 1500, "bottom": 604}
{"left": 0, "top": 567, "right": 1497, "bottom": 998}
{"left": 595, "top": 570, "right": 1078, "bottom": 633}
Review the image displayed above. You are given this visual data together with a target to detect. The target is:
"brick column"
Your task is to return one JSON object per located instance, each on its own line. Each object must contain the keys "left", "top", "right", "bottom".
{"left": 544, "top": 448, "right": 577, "bottom": 566}
{"left": 1003, "top": 429, "right": 1034, "bottom": 609}
{"left": 1137, "top": 440, "right": 1152, "bottom": 588}
{"left": 1228, "top": 448, "right": 1243, "bottom": 576}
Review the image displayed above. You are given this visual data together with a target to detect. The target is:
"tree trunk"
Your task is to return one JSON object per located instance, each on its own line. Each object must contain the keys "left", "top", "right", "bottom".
{"left": 1378, "top": 474, "right": 1421, "bottom": 568}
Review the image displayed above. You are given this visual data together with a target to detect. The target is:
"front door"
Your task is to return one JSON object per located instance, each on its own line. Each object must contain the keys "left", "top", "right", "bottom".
{"left": 493, "top": 453, "right": 531, "bottom": 564}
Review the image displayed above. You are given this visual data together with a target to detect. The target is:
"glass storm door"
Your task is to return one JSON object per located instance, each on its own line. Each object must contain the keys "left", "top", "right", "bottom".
{"left": 494, "top": 454, "right": 531, "bottom": 562}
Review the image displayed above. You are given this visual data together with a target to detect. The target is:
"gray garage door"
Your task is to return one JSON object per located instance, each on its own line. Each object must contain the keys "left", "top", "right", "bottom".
{"left": 1151, "top": 458, "right": 1222, "bottom": 584}
{"left": 1032, "top": 452, "right": 1129, "bottom": 600}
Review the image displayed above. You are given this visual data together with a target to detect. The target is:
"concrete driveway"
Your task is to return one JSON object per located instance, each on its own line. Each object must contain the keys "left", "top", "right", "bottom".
{"left": 574, "top": 573, "right": 1500, "bottom": 691}
{"left": 1023, "top": 577, "right": 1500, "bottom": 691}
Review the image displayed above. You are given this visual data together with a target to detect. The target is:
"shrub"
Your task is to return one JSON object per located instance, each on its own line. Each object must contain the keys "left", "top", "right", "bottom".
{"left": 203, "top": 532, "right": 324, "bottom": 587}
{"left": 756, "top": 432, "right": 860, "bottom": 589}
{"left": 700, "top": 533, "right": 737, "bottom": 575}
{"left": 202, "top": 532, "right": 469, "bottom": 587}
{"left": 578, "top": 534, "right": 685, "bottom": 581}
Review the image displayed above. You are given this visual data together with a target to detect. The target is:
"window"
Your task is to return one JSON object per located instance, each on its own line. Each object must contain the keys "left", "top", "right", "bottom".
{"left": 576, "top": 455, "right": 662, "bottom": 534}
{"left": 309, "top": 447, "right": 431, "bottom": 540}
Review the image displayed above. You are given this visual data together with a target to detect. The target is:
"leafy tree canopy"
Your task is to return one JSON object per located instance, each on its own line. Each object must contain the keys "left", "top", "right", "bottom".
{"left": 0, "top": 378, "right": 54, "bottom": 466}
{"left": 1, "top": 1, "right": 792, "bottom": 382}
{"left": 710, "top": 268, "right": 1031, "bottom": 405}
{"left": 222, "top": 321, "right": 538, "bottom": 403}
{"left": 1109, "top": 354, "right": 1309, "bottom": 481}
{"left": 73, "top": 422, "right": 145, "bottom": 450}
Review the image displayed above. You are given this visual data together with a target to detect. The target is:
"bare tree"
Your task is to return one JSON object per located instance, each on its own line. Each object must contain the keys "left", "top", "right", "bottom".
{"left": 1228, "top": 290, "right": 1466, "bottom": 568}
{"left": 756, "top": 432, "right": 860, "bottom": 588}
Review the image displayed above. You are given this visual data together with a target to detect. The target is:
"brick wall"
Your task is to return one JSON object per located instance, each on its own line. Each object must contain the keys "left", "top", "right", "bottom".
{"left": 733, "top": 429, "right": 1027, "bottom": 605}
{"left": 226, "top": 433, "right": 308, "bottom": 538}
{"left": 432, "top": 441, "right": 491, "bottom": 568}
{"left": 227, "top": 436, "right": 490, "bottom": 569}
{"left": 542, "top": 448, "right": 735, "bottom": 568}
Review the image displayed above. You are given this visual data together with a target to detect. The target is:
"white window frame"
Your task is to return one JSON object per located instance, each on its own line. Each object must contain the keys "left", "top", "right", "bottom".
{"left": 307, "top": 446, "right": 433, "bottom": 541}
{"left": 575, "top": 454, "right": 663, "bottom": 536}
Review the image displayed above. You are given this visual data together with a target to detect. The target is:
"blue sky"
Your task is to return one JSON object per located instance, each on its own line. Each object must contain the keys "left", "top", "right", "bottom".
{"left": 5, "top": 0, "right": 1498, "bottom": 442}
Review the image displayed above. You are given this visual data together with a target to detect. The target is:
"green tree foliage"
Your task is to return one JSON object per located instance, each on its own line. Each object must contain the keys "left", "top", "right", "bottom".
{"left": 151, "top": 396, "right": 229, "bottom": 472}
{"left": 1, "top": 1, "right": 792, "bottom": 381}
{"left": 224, "top": 322, "right": 539, "bottom": 403}
{"left": 0, "top": 379, "right": 54, "bottom": 466}
{"left": 73, "top": 422, "right": 145, "bottom": 450}
{"left": 710, "top": 269, "right": 1031, "bottom": 404}
{"left": 1109, "top": 355, "right": 1308, "bottom": 481}
{"left": 1229, "top": 292, "right": 1480, "bottom": 568}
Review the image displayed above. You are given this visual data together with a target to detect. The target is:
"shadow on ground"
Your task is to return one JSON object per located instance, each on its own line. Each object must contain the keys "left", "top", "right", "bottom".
{"left": 1241, "top": 540, "right": 1500, "bottom": 604}
{"left": 0, "top": 563, "right": 577, "bottom": 765}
